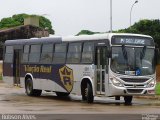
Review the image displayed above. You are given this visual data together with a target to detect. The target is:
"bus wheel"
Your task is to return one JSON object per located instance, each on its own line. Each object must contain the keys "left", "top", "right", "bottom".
{"left": 56, "top": 92, "right": 70, "bottom": 97}
{"left": 25, "top": 78, "right": 42, "bottom": 96}
{"left": 83, "top": 82, "right": 94, "bottom": 103}
{"left": 124, "top": 96, "right": 133, "bottom": 105}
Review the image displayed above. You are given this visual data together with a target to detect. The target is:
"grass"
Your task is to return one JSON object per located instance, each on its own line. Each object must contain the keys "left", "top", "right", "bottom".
{"left": 155, "top": 82, "right": 160, "bottom": 95}
{"left": 0, "top": 75, "right": 2, "bottom": 80}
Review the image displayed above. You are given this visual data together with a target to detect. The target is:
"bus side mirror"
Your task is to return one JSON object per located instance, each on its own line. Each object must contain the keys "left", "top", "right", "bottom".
{"left": 155, "top": 48, "right": 160, "bottom": 65}
{"left": 107, "top": 48, "right": 111, "bottom": 58}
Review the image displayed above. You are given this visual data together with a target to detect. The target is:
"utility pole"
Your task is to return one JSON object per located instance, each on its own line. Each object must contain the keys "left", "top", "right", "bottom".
{"left": 130, "top": 0, "right": 138, "bottom": 27}
{"left": 110, "top": 0, "right": 112, "bottom": 32}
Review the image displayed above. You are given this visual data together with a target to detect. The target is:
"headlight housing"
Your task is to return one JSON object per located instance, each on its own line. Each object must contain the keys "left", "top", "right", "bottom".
{"left": 110, "top": 77, "right": 123, "bottom": 87}
{"left": 147, "top": 79, "right": 155, "bottom": 88}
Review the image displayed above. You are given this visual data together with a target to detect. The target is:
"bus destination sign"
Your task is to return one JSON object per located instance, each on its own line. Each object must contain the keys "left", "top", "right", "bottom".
{"left": 120, "top": 38, "right": 145, "bottom": 44}
{"left": 111, "top": 36, "right": 154, "bottom": 46}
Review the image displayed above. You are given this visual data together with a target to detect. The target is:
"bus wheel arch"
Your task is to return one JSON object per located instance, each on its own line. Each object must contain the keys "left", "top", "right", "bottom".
{"left": 81, "top": 78, "right": 94, "bottom": 103}
{"left": 25, "top": 74, "right": 42, "bottom": 97}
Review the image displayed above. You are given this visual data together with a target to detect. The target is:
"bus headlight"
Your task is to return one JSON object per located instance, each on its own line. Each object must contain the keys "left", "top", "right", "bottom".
{"left": 147, "top": 80, "right": 155, "bottom": 88}
{"left": 110, "top": 77, "right": 123, "bottom": 87}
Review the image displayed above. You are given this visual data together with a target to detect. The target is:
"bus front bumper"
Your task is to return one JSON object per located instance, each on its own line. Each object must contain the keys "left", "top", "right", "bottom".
{"left": 108, "top": 83, "right": 155, "bottom": 96}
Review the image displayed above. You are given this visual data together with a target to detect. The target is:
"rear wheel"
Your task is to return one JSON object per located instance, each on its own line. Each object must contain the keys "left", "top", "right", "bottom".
{"left": 82, "top": 82, "right": 94, "bottom": 103}
{"left": 25, "top": 78, "right": 42, "bottom": 96}
{"left": 124, "top": 96, "right": 133, "bottom": 105}
{"left": 56, "top": 92, "right": 70, "bottom": 97}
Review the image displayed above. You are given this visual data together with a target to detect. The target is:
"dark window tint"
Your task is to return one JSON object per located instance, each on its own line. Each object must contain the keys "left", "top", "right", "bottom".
{"left": 55, "top": 43, "right": 66, "bottom": 52}
{"left": 40, "top": 44, "right": 53, "bottom": 63}
{"left": 4, "top": 54, "right": 13, "bottom": 63}
{"left": 67, "top": 43, "right": 82, "bottom": 63}
{"left": 53, "top": 43, "right": 67, "bottom": 63}
{"left": 30, "top": 45, "right": 41, "bottom": 53}
{"left": 29, "top": 44, "right": 41, "bottom": 62}
{"left": 22, "top": 45, "right": 30, "bottom": 62}
{"left": 82, "top": 42, "right": 94, "bottom": 63}
{"left": 42, "top": 44, "right": 53, "bottom": 53}
{"left": 24, "top": 45, "right": 30, "bottom": 53}
{"left": 4, "top": 46, "right": 13, "bottom": 63}
{"left": 6, "top": 46, "right": 13, "bottom": 53}
{"left": 22, "top": 54, "right": 29, "bottom": 62}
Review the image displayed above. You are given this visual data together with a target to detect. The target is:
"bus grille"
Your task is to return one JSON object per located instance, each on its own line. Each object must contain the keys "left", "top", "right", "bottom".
{"left": 121, "top": 78, "right": 149, "bottom": 83}
{"left": 127, "top": 89, "right": 143, "bottom": 93}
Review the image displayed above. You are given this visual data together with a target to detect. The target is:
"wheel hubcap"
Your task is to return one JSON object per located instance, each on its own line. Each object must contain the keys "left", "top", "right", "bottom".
{"left": 27, "top": 82, "right": 32, "bottom": 93}
{"left": 85, "top": 87, "right": 88, "bottom": 97}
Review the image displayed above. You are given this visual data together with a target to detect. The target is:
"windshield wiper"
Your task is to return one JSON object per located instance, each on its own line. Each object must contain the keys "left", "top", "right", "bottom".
{"left": 122, "top": 45, "right": 128, "bottom": 60}
{"left": 140, "top": 46, "right": 146, "bottom": 60}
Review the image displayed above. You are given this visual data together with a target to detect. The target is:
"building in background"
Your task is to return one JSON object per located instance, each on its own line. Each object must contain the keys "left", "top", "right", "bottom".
{"left": 0, "top": 16, "right": 49, "bottom": 60}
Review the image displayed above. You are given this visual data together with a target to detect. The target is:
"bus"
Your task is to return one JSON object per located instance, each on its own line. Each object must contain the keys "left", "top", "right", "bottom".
{"left": 3, "top": 33, "right": 156, "bottom": 104}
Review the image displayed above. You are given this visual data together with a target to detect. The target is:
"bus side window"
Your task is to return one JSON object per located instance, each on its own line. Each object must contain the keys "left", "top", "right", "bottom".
{"left": 40, "top": 44, "right": 53, "bottom": 63}
{"left": 22, "top": 45, "right": 30, "bottom": 62}
{"left": 29, "top": 44, "right": 41, "bottom": 63}
{"left": 67, "top": 42, "right": 82, "bottom": 64}
{"left": 53, "top": 43, "right": 67, "bottom": 64}
{"left": 4, "top": 46, "right": 13, "bottom": 63}
{"left": 81, "top": 42, "right": 94, "bottom": 63}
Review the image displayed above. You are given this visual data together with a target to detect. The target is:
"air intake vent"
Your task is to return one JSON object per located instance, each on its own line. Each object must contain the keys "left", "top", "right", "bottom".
{"left": 127, "top": 89, "right": 143, "bottom": 93}
{"left": 121, "top": 78, "right": 148, "bottom": 83}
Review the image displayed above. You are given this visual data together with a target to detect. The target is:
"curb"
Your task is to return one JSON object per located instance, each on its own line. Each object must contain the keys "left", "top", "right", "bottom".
{"left": 135, "top": 95, "right": 160, "bottom": 100}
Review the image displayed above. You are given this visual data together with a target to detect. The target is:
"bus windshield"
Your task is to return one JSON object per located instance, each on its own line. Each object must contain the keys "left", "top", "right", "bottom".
{"left": 111, "top": 46, "right": 155, "bottom": 76}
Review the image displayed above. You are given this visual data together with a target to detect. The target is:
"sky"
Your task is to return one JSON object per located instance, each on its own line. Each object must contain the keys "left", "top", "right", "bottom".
{"left": 0, "top": 0, "right": 159, "bottom": 36}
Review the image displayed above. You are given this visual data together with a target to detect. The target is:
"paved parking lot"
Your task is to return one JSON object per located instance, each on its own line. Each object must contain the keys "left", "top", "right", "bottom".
{"left": 0, "top": 82, "right": 160, "bottom": 115}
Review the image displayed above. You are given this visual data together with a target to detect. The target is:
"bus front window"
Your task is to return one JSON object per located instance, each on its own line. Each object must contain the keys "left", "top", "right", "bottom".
{"left": 111, "top": 46, "right": 155, "bottom": 76}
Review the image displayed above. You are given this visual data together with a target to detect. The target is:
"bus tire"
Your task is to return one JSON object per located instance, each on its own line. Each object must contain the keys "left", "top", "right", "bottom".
{"left": 25, "top": 78, "right": 42, "bottom": 96}
{"left": 82, "top": 82, "right": 94, "bottom": 103}
{"left": 56, "top": 92, "right": 70, "bottom": 97}
{"left": 124, "top": 96, "right": 133, "bottom": 105}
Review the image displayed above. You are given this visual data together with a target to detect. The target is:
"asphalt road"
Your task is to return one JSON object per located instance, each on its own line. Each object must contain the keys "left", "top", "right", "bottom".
{"left": 0, "top": 83, "right": 160, "bottom": 120}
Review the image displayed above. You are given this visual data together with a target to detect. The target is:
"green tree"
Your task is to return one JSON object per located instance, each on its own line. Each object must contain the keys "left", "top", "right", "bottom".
{"left": 39, "top": 16, "right": 54, "bottom": 34}
{"left": 77, "top": 30, "right": 99, "bottom": 35}
{"left": 77, "top": 19, "right": 160, "bottom": 48}
{"left": 118, "top": 19, "right": 160, "bottom": 47}
{"left": 0, "top": 17, "right": 21, "bottom": 29}
{"left": 0, "top": 13, "right": 54, "bottom": 34}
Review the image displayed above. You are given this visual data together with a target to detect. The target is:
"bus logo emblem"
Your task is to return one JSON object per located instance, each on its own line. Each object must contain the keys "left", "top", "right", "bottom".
{"left": 59, "top": 66, "right": 74, "bottom": 92}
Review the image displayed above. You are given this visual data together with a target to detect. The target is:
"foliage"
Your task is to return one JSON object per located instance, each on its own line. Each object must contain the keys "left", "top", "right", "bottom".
{"left": 0, "top": 13, "right": 54, "bottom": 34}
{"left": 118, "top": 19, "right": 160, "bottom": 47}
{"left": 77, "top": 19, "right": 160, "bottom": 48}
{"left": 155, "top": 82, "right": 160, "bottom": 95}
{"left": 39, "top": 16, "right": 54, "bottom": 34}
{"left": 76, "top": 30, "right": 99, "bottom": 36}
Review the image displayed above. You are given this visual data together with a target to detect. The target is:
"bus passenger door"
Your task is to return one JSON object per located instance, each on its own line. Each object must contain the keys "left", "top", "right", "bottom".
{"left": 95, "top": 46, "right": 108, "bottom": 95}
{"left": 13, "top": 49, "right": 21, "bottom": 86}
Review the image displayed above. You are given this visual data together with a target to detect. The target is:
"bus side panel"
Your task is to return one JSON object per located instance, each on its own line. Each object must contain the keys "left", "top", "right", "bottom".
{"left": 3, "top": 63, "right": 14, "bottom": 85}
{"left": 20, "top": 64, "right": 73, "bottom": 92}
{"left": 66, "top": 64, "right": 95, "bottom": 96}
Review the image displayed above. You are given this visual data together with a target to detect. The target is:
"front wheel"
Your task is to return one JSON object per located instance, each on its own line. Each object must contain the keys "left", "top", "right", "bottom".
{"left": 82, "top": 82, "right": 94, "bottom": 103}
{"left": 124, "top": 96, "right": 133, "bottom": 105}
{"left": 25, "top": 78, "right": 42, "bottom": 96}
